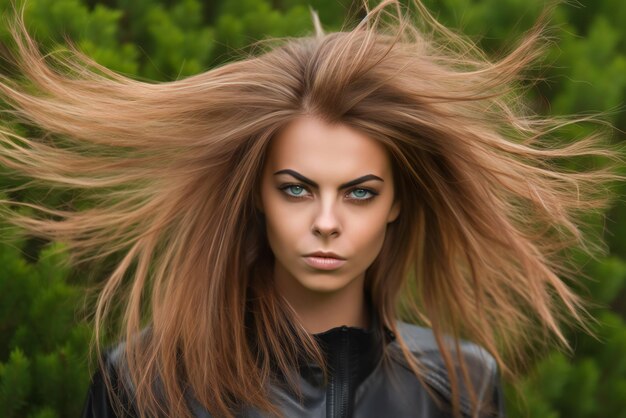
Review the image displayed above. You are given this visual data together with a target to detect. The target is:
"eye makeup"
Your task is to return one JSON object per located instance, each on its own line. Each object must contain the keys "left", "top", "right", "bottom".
{"left": 277, "top": 183, "right": 379, "bottom": 204}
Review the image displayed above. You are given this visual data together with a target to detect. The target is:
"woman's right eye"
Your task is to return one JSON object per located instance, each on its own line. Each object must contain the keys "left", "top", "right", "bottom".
{"left": 279, "top": 184, "right": 310, "bottom": 199}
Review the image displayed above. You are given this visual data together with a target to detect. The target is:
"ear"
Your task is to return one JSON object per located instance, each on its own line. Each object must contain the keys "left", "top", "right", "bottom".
{"left": 387, "top": 199, "right": 400, "bottom": 223}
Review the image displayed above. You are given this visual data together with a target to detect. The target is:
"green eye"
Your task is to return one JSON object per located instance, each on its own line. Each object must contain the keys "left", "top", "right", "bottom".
{"left": 351, "top": 189, "right": 369, "bottom": 199}
{"left": 287, "top": 185, "right": 305, "bottom": 196}
{"left": 279, "top": 184, "right": 378, "bottom": 203}
{"left": 279, "top": 184, "right": 310, "bottom": 198}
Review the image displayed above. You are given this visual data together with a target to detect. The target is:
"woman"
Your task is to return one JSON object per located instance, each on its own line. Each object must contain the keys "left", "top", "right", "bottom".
{"left": 0, "top": 0, "right": 618, "bottom": 417}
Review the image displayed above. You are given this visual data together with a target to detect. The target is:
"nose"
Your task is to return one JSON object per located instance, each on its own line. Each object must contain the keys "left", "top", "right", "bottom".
{"left": 311, "top": 198, "right": 341, "bottom": 238}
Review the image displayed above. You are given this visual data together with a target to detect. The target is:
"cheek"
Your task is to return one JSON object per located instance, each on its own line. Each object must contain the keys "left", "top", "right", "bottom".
{"left": 355, "top": 222, "right": 387, "bottom": 252}
{"left": 266, "top": 219, "right": 292, "bottom": 246}
{"left": 264, "top": 206, "right": 304, "bottom": 254}
{"left": 349, "top": 215, "right": 389, "bottom": 263}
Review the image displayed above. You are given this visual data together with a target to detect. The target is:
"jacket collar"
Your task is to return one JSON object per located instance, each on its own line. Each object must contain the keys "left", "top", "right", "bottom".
{"left": 298, "top": 308, "right": 396, "bottom": 389}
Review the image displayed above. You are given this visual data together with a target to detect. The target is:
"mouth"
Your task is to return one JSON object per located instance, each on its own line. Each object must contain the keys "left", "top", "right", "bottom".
{"left": 303, "top": 255, "right": 347, "bottom": 271}
{"left": 304, "top": 251, "right": 346, "bottom": 260}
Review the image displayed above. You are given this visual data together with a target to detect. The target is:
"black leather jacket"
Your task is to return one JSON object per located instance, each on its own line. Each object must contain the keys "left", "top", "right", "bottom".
{"left": 81, "top": 314, "right": 505, "bottom": 418}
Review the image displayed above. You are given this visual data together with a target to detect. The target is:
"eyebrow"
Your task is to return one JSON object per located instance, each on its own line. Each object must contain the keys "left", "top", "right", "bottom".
{"left": 273, "top": 169, "right": 384, "bottom": 190}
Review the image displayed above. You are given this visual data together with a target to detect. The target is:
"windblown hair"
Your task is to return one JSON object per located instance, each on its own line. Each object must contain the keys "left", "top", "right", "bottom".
{"left": 0, "top": 0, "right": 620, "bottom": 417}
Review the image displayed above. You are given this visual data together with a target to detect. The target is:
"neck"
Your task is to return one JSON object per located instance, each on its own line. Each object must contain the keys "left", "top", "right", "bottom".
{"left": 273, "top": 264, "right": 371, "bottom": 334}
{"left": 303, "top": 291, "right": 371, "bottom": 334}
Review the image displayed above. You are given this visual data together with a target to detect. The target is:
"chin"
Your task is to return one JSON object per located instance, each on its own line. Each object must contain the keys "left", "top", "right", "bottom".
{"left": 302, "top": 284, "right": 344, "bottom": 294}
{"left": 297, "top": 274, "right": 351, "bottom": 294}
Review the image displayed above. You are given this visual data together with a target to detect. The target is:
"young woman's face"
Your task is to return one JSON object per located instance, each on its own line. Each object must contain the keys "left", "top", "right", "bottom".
{"left": 259, "top": 115, "right": 400, "bottom": 301}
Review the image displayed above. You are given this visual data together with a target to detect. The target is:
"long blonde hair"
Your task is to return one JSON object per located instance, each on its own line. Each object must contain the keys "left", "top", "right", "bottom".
{"left": 0, "top": 1, "right": 620, "bottom": 417}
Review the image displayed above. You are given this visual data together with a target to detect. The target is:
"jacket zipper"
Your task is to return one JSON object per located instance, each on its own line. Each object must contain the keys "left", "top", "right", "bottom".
{"left": 342, "top": 326, "right": 350, "bottom": 417}
{"left": 330, "top": 326, "right": 349, "bottom": 418}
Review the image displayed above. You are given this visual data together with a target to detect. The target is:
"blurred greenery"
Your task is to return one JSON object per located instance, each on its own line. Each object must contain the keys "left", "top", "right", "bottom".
{"left": 0, "top": 207, "right": 92, "bottom": 418}
{"left": 0, "top": 0, "right": 624, "bottom": 417}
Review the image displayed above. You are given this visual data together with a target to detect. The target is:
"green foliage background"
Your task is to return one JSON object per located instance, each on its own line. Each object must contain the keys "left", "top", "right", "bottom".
{"left": 0, "top": 0, "right": 624, "bottom": 417}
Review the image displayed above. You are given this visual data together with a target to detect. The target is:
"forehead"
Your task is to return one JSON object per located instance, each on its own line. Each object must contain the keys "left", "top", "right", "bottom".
{"left": 265, "top": 116, "right": 392, "bottom": 177}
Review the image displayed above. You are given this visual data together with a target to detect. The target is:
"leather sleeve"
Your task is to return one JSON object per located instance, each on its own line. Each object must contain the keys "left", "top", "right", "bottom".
{"left": 81, "top": 366, "right": 119, "bottom": 418}
{"left": 491, "top": 369, "right": 506, "bottom": 418}
{"left": 80, "top": 352, "right": 138, "bottom": 418}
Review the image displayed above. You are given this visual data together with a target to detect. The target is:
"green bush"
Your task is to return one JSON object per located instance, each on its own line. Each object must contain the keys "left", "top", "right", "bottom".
{"left": 0, "top": 212, "right": 92, "bottom": 418}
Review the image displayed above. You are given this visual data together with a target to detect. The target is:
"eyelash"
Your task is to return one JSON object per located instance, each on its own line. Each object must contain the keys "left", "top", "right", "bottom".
{"left": 278, "top": 183, "right": 379, "bottom": 204}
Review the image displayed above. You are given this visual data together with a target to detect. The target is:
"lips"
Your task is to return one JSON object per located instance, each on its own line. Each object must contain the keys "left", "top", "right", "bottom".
{"left": 304, "top": 251, "right": 346, "bottom": 260}
{"left": 303, "top": 255, "right": 347, "bottom": 270}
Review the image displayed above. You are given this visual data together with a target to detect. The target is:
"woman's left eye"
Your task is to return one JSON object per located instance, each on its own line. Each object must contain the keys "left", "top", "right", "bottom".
{"left": 348, "top": 188, "right": 375, "bottom": 201}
